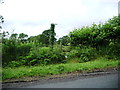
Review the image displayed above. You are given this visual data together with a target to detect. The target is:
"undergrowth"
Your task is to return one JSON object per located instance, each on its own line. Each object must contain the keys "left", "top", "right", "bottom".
{"left": 2, "top": 58, "right": 119, "bottom": 80}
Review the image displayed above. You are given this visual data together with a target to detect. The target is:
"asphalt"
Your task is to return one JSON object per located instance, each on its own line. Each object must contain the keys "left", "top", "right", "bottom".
{"left": 2, "top": 67, "right": 119, "bottom": 88}
{"left": 23, "top": 73, "right": 119, "bottom": 88}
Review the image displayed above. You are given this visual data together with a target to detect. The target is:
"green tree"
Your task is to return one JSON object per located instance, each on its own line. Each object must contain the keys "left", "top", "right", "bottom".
{"left": 42, "top": 29, "right": 51, "bottom": 46}
{"left": 10, "top": 33, "right": 18, "bottom": 39}
{"left": 40, "top": 29, "right": 56, "bottom": 46}
{"left": 1, "top": 31, "right": 9, "bottom": 44}
{"left": 28, "top": 36, "right": 38, "bottom": 43}
{"left": 69, "top": 16, "right": 120, "bottom": 48}
{"left": 27, "top": 29, "right": 56, "bottom": 47}
{"left": 58, "top": 35, "right": 70, "bottom": 46}
{"left": 27, "top": 24, "right": 57, "bottom": 47}
{"left": 49, "top": 23, "right": 56, "bottom": 49}
{"left": 18, "top": 33, "right": 28, "bottom": 43}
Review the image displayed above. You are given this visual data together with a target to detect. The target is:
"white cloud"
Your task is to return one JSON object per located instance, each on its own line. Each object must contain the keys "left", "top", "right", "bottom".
{"left": 0, "top": 0, "right": 119, "bottom": 39}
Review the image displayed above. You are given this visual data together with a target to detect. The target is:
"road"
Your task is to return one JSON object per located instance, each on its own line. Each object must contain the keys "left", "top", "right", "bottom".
{"left": 24, "top": 73, "right": 119, "bottom": 88}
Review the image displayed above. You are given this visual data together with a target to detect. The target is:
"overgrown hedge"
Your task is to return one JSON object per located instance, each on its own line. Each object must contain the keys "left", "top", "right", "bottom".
{"left": 2, "top": 16, "right": 120, "bottom": 67}
{"left": 6, "top": 46, "right": 66, "bottom": 67}
{"left": 2, "top": 40, "right": 33, "bottom": 66}
{"left": 68, "top": 16, "right": 120, "bottom": 61}
{"left": 66, "top": 46, "right": 97, "bottom": 62}
{"left": 70, "top": 16, "right": 120, "bottom": 48}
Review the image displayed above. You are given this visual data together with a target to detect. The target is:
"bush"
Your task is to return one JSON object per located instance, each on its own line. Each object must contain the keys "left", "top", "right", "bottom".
{"left": 2, "top": 41, "right": 18, "bottom": 65}
{"left": 2, "top": 41, "right": 33, "bottom": 67}
{"left": 21, "top": 47, "right": 66, "bottom": 66}
{"left": 7, "top": 61, "right": 23, "bottom": 67}
{"left": 66, "top": 49, "right": 79, "bottom": 58}
{"left": 69, "top": 16, "right": 120, "bottom": 48}
{"left": 98, "top": 43, "right": 120, "bottom": 60}
{"left": 17, "top": 43, "right": 32, "bottom": 56}
{"left": 67, "top": 46, "right": 97, "bottom": 62}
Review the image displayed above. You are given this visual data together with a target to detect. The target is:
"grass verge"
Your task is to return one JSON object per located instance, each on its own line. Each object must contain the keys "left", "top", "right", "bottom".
{"left": 2, "top": 58, "right": 120, "bottom": 81}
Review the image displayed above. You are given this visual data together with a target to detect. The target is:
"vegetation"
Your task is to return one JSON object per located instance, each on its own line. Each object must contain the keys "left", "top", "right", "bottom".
{"left": 70, "top": 16, "right": 120, "bottom": 48}
{"left": 58, "top": 35, "right": 70, "bottom": 46}
{"left": 2, "top": 58, "right": 120, "bottom": 80}
{"left": 68, "top": 16, "right": 120, "bottom": 60}
{"left": 1, "top": 16, "right": 120, "bottom": 80}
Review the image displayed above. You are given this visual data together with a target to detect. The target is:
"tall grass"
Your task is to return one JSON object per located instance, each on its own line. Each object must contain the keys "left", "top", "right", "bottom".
{"left": 2, "top": 58, "right": 119, "bottom": 80}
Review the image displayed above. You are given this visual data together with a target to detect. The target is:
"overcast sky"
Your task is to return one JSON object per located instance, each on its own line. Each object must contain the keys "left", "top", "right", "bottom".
{"left": 0, "top": 0, "right": 119, "bottom": 39}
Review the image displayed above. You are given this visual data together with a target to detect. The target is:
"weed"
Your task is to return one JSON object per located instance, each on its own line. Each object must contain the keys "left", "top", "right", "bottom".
{"left": 2, "top": 58, "right": 119, "bottom": 80}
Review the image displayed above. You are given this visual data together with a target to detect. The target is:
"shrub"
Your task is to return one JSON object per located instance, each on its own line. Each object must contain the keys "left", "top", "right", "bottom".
{"left": 2, "top": 42, "right": 33, "bottom": 67}
{"left": 21, "top": 47, "right": 66, "bottom": 66}
{"left": 2, "top": 41, "right": 18, "bottom": 65}
{"left": 7, "top": 61, "right": 23, "bottom": 67}
{"left": 98, "top": 43, "right": 120, "bottom": 60}
{"left": 17, "top": 43, "right": 32, "bottom": 56}
{"left": 66, "top": 49, "right": 79, "bottom": 58}
{"left": 69, "top": 16, "right": 119, "bottom": 48}
{"left": 67, "top": 46, "right": 97, "bottom": 62}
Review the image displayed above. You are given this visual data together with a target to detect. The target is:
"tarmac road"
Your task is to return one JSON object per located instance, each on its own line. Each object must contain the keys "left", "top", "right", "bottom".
{"left": 2, "top": 68, "right": 119, "bottom": 88}
{"left": 24, "top": 73, "right": 119, "bottom": 88}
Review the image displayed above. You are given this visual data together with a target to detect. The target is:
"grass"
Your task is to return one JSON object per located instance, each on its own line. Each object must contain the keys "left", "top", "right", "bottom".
{"left": 2, "top": 57, "right": 120, "bottom": 81}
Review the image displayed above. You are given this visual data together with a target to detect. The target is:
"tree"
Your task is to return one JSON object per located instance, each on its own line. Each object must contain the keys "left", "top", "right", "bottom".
{"left": 40, "top": 29, "right": 56, "bottom": 46}
{"left": 69, "top": 16, "right": 120, "bottom": 48}
{"left": 0, "top": 15, "right": 5, "bottom": 40}
{"left": 10, "top": 33, "right": 18, "bottom": 39}
{"left": 27, "top": 29, "right": 56, "bottom": 46}
{"left": 27, "top": 24, "right": 57, "bottom": 47}
{"left": 0, "top": 15, "right": 4, "bottom": 29}
{"left": 28, "top": 36, "right": 36, "bottom": 43}
{"left": 18, "top": 33, "right": 28, "bottom": 43}
{"left": 58, "top": 35, "right": 70, "bottom": 46}
{"left": 1, "top": 31, "right": 9, "bottom": 44}
{"left": 49, "top": 23, "right": 56, "bottom": 48}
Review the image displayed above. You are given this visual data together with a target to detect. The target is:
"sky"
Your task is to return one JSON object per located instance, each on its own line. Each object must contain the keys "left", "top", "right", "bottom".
{"left": 0, "top": 0, "right": 119, "bottom": 39}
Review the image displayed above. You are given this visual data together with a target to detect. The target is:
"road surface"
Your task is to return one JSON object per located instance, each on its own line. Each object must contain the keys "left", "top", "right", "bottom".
{"left": 23, "top": 73, "right": 118, "bottom": 88}
{"left": 2, "top": 68, "right": 119, "bottom": 88}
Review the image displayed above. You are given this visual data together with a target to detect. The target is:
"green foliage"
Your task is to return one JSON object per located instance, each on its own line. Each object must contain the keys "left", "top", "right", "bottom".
{"left": 70, "top": 16, "right": 120, "bottom": 48}
{"left": 7, "top": 61, "right": 23, "bottom": 67}
{"left": 41, "top": 30, "right": 52, "bottom": 46}
{"left": 17, "top": 43, "right": 32, "bottom": 56}
{"left": 10, "top": 33, "right": 18, "bottom": 39}
{"left": 3, "top": 59, "right": 120, "bottom": 80}
{"left": 98, "top": 43, "right": 120, "bottom": 60}
{"left": 2, "top": 16, "right": 120, "bottom": 68}
{"left": 28, "top": 29, "right": 56, "bottom": 47}
{"left": 62, "top": 46, "right": 71, "bottom": 52}
{"left": 67, "top": 47, "right": 97, "bottom": 62}
{"left": 58, "top": 35, "right": 70, "bottom": 46}
{"left": 69, "top": 16, "right": 120, "bottom": 61}
{"left": 18, "top": 33, "right": 28, "bottom": 43}
{"left": 50, "top": 24, "right": 56, "bottom": 48}
{"left": 2, "top": 41, "right": 33, "bottom": 67}
{"left": 20, "top": 47, "right": 65, "bottom": 66}
{"left": 56, "top": 65, "right": 65, "bottom": 74}
{"left": 2, "top": 39, "right": 18, "bottom": 65}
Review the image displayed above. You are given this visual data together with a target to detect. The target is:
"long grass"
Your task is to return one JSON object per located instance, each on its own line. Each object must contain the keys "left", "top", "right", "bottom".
{"left": 2, "top": 58, "right": 119, "bottom": 80}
